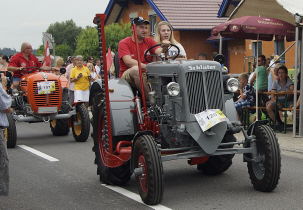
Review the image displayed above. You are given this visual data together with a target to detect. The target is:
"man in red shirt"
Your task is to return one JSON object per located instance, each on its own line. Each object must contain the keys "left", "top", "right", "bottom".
{"left": 7, "top": 42, "right": 54, "bottom": 83}
{"left": 118, "top": 17, "right": 169, "bottom": 97}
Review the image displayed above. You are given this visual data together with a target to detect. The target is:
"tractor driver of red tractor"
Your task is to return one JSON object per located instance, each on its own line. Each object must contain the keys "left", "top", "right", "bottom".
{"left": 118, "top": 17, "right": 170, "bottom": 98}
{"left": 7, "top": 42, "right": 56, "bottom": 87}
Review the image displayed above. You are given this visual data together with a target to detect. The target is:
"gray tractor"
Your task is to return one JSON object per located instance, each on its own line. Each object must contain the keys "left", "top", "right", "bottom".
{"left": 90, "top": 14, "right": 281, "bottom": 206}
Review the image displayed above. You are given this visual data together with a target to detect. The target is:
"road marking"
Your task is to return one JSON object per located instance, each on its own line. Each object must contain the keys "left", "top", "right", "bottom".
{"left": 101, "top": 184, "right": 172, "bottom": 210}
{"left": 18, "top": 145, "right": 59, "bottom": 162}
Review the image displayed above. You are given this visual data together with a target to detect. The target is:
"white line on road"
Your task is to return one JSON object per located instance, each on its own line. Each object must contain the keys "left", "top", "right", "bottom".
{"left": 101, "top": 184, "right": 172, "bottom": 210}
{"left": 18, "top": 145, "right": 59, "bottom": 162}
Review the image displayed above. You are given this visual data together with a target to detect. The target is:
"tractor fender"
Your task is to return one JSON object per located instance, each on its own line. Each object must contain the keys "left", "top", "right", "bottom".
{"left": 89, "top": 78, "right": 136, "bottom": 137}
{"left": 109, "top": 79, "right": 136, "bottom": 136}
{"left": 130, "top": 130, "right": 154, "bottom": 171}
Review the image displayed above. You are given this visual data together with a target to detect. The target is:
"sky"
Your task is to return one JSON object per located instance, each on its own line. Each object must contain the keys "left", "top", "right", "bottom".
{"left": 0, "top": 0, "right": 110, "bottom": 50}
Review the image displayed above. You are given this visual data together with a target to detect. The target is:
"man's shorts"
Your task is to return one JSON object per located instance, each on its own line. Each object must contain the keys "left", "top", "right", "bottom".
{"left": 121, "top": 67, "right": 147, "bottom": 86}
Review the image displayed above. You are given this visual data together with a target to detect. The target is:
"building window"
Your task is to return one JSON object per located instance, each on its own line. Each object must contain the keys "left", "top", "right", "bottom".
{"left": 274, "top": 40, "right": 285, "bottom": 61}
{"left": 252, "top": 41, "right": 262, "bottom": 57}
{"left": 149, "top": 14, "right": 157, "bottom": 36}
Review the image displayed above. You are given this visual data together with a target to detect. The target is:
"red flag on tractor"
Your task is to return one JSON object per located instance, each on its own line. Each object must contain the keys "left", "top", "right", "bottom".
{"left": 43, "top": 41, "right": 51, "bottom": 66}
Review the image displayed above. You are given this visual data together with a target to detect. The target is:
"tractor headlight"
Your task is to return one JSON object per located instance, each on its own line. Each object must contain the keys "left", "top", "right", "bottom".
{"left": 226, "top": 78, "right": 239, "bottom": 93}
{"left": 167, "top": 82, "right": 180, "bottom": 96}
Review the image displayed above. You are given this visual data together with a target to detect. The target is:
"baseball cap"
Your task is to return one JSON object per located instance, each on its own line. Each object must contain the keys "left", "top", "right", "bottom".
{"left": 132, "top": 17, "right": 150, "bottom": 25}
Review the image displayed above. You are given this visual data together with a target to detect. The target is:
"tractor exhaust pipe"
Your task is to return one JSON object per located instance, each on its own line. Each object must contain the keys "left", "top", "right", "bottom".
{"left": 135, "top": 96, "right": 143, "bottom": 124}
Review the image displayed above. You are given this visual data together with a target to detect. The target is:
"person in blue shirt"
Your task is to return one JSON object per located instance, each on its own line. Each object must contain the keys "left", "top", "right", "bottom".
{"left": 0, "top": 75, "right": 11, "bottom": 196}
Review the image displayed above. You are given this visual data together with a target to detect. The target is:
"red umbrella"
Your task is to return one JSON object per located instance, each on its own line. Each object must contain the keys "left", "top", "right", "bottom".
{"left": 212, "top": 16, "right": 295, "bottom": 41}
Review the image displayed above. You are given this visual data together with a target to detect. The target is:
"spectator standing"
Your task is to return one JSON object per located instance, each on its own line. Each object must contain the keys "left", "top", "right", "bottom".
{"left": 250, "top": 55, "right": 268, "bottom": 91}
{"left": 87, "top": 57, "right": 99, "bottom": 83}
{"left": 0, "top": 76, "right": 12, "bottom": 196}
{"left": 95, "top": 59, "right": 101, "bottom": 75}
{"left": 66, "top": 56, "right": 76, "bottom": 104}
{"left": 0, "top": 55, "right": 9, "bottom": 71}
{"left": 50, "top": 57, "right": 64, "bottom": 75}
{"left": 70, "top": 56, "right": 91, "bottom": 103}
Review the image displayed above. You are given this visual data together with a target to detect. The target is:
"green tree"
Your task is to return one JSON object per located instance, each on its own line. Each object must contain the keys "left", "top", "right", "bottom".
{"left": 75, "top": 27, "right": 99, "bottom": 59}
{"left": 36, "top": 45, "right": 44, "bottom": 56}
{"left": 55, "top": 44, "right": 73, "bottom": 60}
{"left": 105, "top": 23, "right": 132, "bottom": 53}
{"left": 46, "top": 19, "right": 82, "bottom": 52}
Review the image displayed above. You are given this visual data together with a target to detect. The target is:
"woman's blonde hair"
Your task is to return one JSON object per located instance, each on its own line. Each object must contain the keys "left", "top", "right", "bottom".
{"left": 55, "top": 57, "right": 64, "bottom": 67}
{"left": 154, "top": 21, "right": 178, "bottom": 45}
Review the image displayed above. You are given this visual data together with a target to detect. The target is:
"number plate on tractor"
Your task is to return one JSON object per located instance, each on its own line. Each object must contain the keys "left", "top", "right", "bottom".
{"left": 38, "top": 107, "right": 58, "bottom": 114}
{"left": 194, "top": 109, "right": 228, "bottom": 132}
{"left": 37, "top": 81, "right": 56, "bottom": 94}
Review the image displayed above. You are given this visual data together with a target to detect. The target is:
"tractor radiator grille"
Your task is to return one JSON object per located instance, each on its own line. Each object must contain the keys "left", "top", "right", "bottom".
{"left": 186, "top": 71, "right": 223, "bottom": 114}
{"left": 20, "top": 80, "right": 27, "bottom": 87}
{"left": 33, "top": 80, "right": 60, "bottom": 107}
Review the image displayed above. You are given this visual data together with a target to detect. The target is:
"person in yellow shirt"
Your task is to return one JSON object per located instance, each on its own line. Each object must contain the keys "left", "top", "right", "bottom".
{"left": 70, "top": 55, "right": 91, "bottom": 103}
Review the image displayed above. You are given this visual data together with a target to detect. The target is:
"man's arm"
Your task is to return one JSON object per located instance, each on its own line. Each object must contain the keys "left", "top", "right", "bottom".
{"left": 121, "top": 55, "right": 146, "bottom": 69}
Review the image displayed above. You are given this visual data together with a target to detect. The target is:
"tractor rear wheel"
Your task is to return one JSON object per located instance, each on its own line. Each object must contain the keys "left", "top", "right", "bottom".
{"left": 134, "top": 135, "right": 163, "bottom": 205}
{"left": 5, "top": 113, "right": 17, "bottom": 148}
{"left": 247, "top": 124, "right": 281, "bottom": 192}
{"left": 71, "top": 103, "right": 90, "bottom": 142}
{"left": 91, "top": 92, "right": 132, "bottom": 185}
{"left": 197, "top": 134, "right": 236, "bottom": 175}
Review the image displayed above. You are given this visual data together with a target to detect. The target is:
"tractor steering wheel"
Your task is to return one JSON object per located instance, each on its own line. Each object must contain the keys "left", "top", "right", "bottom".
{"left": 144, "top": 43, "right": 180, "bottom": 63}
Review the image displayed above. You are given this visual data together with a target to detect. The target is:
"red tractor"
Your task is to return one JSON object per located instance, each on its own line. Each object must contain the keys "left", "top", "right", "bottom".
{"left": 5, "top": 67, "right": 90, "bottom": 148}
{"left": 90, "top": 14, "right": 281, "bottom": 205}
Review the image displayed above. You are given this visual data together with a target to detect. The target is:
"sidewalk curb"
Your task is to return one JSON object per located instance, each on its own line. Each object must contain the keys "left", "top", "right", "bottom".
{"left": 281, "top": 147, "right": 303, "bottom": 155}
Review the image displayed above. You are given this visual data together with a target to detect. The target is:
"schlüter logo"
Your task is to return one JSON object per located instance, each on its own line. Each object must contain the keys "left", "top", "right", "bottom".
{"left": 188, "top": 65, "right": 216, "bottom": 71}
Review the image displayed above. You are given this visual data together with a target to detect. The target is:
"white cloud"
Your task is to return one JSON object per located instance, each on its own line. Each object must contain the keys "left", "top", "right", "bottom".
{"left": 0, "top": 0, "right": 110, "bottom": 50}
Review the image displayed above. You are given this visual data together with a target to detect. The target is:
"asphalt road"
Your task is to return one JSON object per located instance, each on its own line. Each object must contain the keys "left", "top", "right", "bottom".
{"left": 1, "top": 122, "right": 303, "bottom": 210}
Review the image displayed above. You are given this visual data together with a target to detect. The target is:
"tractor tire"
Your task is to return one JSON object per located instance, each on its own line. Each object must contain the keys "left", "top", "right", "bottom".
{"left": 5, "top": 113, "right": 17, "bottom": 148}
{"left": 134, "top": 135, "right": 163, "bottom": 205}
{"left": 91, "top": 92, "right": 132, "bottom": 185}
{"left": 71, "top": 103, "right": 90, "bottom": 142}
{"left": 50, "top": 119, "right": 69, "bottom": 136}
{"left": 197, "top": 134, "right": 236, "bottom": 175}
{"left": 50, "top": 88, "right": 70, "bottom": 136}
{"left": 247, "top": 125, "right": 281, "bottom": 192}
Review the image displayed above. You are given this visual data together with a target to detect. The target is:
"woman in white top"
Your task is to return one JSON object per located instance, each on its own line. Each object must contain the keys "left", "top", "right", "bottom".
{"left": 154, "top": 21, "right": 187, "bottom": 59}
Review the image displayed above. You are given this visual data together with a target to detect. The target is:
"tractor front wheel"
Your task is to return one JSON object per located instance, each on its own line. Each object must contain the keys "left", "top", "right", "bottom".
{"left": 50, "top": 119, "right": 69, "bottom": 136}
{"left": 5, "top": 113, "right": 17, "bottom": 148}
{"left": 71, "top": 103, "right": 90, "bottom": 142}
{"left": 134, "top": 135, "right": 163, "bottom": 205}
{"left": 247, "top": 124, "right": 281, "bottom": 192}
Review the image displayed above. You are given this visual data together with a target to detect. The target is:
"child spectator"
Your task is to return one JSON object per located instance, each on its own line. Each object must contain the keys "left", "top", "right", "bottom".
{"left": 235, "top": 73, "right": 255, "bottom": 118}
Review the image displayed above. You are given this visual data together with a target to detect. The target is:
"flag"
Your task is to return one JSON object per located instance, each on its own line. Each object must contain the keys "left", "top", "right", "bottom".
{"left": 106, "top": 48, "right": 113, "bottom": 72}
{"left": 43, "top": 41, "right": 51, "bottom": 67}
